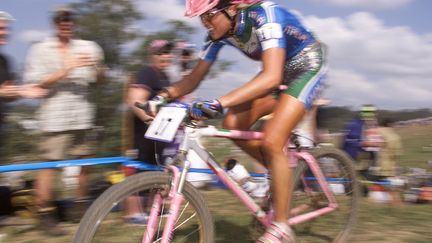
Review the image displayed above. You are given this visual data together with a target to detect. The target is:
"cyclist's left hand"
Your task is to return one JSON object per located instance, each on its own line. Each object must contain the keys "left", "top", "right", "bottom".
{"left": 148, "top": 95, "right": 168, "bottom": 116}
{"left": 190, "top": 99, "right": 223, "bottom": 120}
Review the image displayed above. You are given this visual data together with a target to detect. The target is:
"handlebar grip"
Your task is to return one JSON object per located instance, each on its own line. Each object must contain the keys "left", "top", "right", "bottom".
{"left": 198, "top": 104, "right": 219, "bottom": 118}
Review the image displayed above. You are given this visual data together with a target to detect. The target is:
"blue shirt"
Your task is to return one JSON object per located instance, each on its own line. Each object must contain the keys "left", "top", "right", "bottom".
{"left": 200, "top": 1, "right": 315, "bottom": 62}
{"left": 342, "top": 118, "right": 366, "bottom": 160}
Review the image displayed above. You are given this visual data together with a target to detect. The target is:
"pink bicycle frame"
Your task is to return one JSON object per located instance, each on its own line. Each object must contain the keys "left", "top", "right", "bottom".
{"left": 142, "top": 126, "right": 339, "bottom": 242}
{"left": 210, "top": 128, "right": 339, "bottom": 226}
{"left": 142, "top": 165, "right": 184, "bottom": 243}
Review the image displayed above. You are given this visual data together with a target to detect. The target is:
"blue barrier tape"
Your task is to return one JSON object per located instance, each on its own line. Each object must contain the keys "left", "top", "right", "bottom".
{"left": 0, "top": 157, "right": 130, "bottom": 173}
{"left": 0, "top": 157, "right": 261, "bottom": 176}
{"left": 121, "top": 161, "right": 163, "bottom": 171}
{"left": 3, "top": 157, "right": 381, "bottom": 185}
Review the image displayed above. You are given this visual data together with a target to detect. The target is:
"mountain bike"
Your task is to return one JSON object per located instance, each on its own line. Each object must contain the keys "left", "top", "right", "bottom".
{"left": 73, "top": 102, "right": 359, "bottom": 243}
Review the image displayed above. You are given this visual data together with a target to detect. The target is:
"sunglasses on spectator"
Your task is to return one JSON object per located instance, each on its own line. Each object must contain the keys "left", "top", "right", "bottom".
{"left": 54, "top": 12, "right": 76, "bottom": 24}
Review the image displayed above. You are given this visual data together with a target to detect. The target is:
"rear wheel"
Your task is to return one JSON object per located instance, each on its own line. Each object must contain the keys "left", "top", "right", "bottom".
{"left": 290, "top": 147, "right": 359, "bottom": 243}
{"left": 73, "top": 172, "right": 214, "bottom": 243}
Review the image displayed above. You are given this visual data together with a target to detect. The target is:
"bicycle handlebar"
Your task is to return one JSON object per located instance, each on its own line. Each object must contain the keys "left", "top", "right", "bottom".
{"left": 197, "top": 103, "right": 220, "bottom": 119}
{"left": 135, "top": 101, "right": 219, "bottom": 120}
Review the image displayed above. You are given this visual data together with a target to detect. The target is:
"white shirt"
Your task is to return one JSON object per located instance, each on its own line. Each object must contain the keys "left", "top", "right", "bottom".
{"left": 23, "top": 37, "right": 104, "bottom": 132}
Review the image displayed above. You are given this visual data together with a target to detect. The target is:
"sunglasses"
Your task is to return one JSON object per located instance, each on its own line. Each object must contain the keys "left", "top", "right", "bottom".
{"left": 54, "top": 12, "right": 76, "bottom": 24}
{"left": 200, "top": 7, "right": 228, "bottom": 22}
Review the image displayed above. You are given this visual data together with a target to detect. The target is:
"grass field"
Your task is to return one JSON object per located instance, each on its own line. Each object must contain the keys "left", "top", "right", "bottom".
{"left": 1, "top": 124, "right": 431, "bottom": 242}
{"left": 1, "top": 189, "right": 431, "bottom": 243}
{"left": 395, "top": 124, "right": 432, "bottom": 169}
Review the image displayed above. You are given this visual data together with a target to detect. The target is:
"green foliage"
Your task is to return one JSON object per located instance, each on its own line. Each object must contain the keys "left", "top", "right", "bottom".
{"left": 127, "top": 19, "right": 197, "bottom": 73}
{"left": 89, "top": 79, "right": 124, "bottom": 157}
{"left": 71, "top": 0, "right": 143, "bottom": 67}
{"left": 0, "top": 79, "right": 125, "bottom": 164}
{"left": 165, "top": 20, "right": 196, "bottom": 40}
{"left": 0, "top": 112, "right": 37, "bottom": 162}
{"left": 127, "top": 19, "right": 233, "bottom": 78}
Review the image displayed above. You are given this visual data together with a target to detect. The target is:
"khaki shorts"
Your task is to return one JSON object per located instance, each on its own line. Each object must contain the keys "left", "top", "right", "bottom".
{"left": 37, "top": 130, "right": 95, "bottom": 161}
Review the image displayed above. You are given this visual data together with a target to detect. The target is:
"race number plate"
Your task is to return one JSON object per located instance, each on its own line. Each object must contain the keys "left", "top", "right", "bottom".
{"left": 145, "top": 106, "right": 187, "bottom": 142}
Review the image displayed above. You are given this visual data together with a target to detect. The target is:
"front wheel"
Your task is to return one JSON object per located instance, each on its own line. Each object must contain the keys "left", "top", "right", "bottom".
{"left": 290, "top": 147, "right": 359, "bottom": 243}
{"left": 73, "top": 171, "right": 214, "bottom": 243}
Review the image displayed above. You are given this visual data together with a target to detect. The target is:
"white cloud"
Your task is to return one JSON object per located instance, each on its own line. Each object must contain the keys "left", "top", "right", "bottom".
{"left": 136, "top": 1, "right": 431, "bottom": 109}
{"left": 139, "top": 0, "right": 184, "bottom": 20}
{"left": 424, "top": 33, "right": 432, "bottom": 43}
{"left": 138, "top": 0, "right": 202, "bottom": 32}
{"left": 304, "top": 12, "right": 432, "bottom": 109}
{"left": 17, "top": 29, "right": 50, "bottom": 44}
{"left": 314, "top": 0, "right": 414, "bottom": 9}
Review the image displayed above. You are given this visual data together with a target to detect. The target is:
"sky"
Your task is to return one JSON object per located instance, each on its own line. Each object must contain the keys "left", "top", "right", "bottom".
{"left": 1, "top": 0, "right": 431, "bottom": 110}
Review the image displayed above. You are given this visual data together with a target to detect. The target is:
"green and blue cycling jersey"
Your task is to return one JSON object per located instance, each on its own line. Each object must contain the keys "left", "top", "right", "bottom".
{"left": 199, "top": 1, "right": 315, "bottom": 62}
{"left": 199, "top": 1, "right": 326, "bottom": 109}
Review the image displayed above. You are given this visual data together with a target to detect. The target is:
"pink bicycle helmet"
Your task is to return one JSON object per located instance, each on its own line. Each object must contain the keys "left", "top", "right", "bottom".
{"left": 185, "top": 0, "right": 262, "bottom": 17}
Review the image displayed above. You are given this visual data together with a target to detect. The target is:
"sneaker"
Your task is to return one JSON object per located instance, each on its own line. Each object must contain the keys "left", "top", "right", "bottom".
{"left": 124, "top": 213, "right": 149, "bottom": 225}
{"left": 257, "top": 223, "right": 296, "bottom": 243}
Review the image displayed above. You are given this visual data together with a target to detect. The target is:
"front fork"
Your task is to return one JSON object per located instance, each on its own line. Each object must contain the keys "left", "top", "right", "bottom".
{"left": 142, "top": 153, "right": 190, "bottom": 243}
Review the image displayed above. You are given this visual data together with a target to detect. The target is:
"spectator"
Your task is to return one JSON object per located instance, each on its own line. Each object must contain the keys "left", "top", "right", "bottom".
{"left": 342, "top": 104, "right": 384, "bottom": 178}
{"left": 370, "top": 118, "right": 404, "bottom": 205}
{"left": 373, "top": 118, "right": 403, "bottom": 178}
{"left": 124, "top": 39, "right": 174, "bottom": 223}
{"left": 23, "top": 6, "right": 104, "bottom": 235}
{"left": 1, "top": 10, "right": 46, "bottom": 150}
{"left": 1, "top": 10, "right": 47, "bottom": 218}
{"left": 127, "top": 39, "right": 174, "bottom": 166}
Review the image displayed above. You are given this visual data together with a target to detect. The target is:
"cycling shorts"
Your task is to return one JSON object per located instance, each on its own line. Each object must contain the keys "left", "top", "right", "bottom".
{"left": 277, "top": 41, "right": 327, "bottom": 109}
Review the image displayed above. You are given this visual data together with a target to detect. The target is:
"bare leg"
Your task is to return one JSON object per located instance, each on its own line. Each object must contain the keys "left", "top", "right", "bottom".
{"left": 223, "top": 95, "right": 276, "bottom": 163}
{"left": 77, "top": 165, "right": 89, "bottom": 198}
{"left": 125, "top": 195, "right": 144, "bottom": 215}
{"left": 261, "top": 94, "right": 306, "bottom": 222}
{"left": 35, "top": 169, "right": 56, "bottom": 208}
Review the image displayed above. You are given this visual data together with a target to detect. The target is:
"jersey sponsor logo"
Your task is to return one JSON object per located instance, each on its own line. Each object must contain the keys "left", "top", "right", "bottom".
{"left": 284, "top": 26, "right": 309, "bottom": 41}
{"left": 229, "top": 28, "right": 260, "bottom": 54}
{"left": 248, "top": 11, "right": 258, "bottom": 20}
{"left": 248, "top": 11, "right": 266, "bottom": 26}
{"left": 256, "top": 16, "right": 267, "bottom": 26}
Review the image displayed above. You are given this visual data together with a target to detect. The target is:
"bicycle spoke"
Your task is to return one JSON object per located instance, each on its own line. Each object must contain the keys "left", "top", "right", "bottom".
{"left": 74, "top": 172, "right": 213, "bottom": 243}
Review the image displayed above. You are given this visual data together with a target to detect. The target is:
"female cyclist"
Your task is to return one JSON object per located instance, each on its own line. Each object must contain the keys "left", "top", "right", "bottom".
{"left": 155, "top": 0, "right": 327, "bottom": 242}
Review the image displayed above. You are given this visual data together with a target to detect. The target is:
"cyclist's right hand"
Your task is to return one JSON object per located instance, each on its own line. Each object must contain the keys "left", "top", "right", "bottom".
{"left": 190, "top": 99, "right": 223, "bottom": 120}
